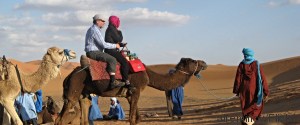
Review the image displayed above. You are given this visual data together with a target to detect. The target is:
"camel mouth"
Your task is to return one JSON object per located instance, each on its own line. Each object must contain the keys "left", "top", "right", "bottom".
{"left": 193, "top": 71, "right": 200, "bottom": 76}
{"left": 202, "top": 65, "right": 208, "bottom": 70}
{"left": 196, "top": 60, "right": 208, "bottom": 70}
{"left": 64, "top": 49, "right": 76, "bottom": 60}
{"left": 69, "top": 55, "right": 76, "bottom": 59}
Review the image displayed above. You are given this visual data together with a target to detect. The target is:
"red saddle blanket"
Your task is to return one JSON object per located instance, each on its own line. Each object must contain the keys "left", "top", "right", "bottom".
{"left": 88, "top": 58, "right": 122, "bottom": 81}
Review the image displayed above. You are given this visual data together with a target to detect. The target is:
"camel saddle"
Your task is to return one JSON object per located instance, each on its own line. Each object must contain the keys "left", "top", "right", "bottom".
{"left": 80, "top": 55, "right": 122, "bottom": 81}
{"left": 0, "top": 55, "right": 9, "bottom": 81}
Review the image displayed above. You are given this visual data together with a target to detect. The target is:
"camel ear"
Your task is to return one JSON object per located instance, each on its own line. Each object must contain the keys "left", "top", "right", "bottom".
{"left": 180, "top": 58, "right": 187, "bottom": 63}
{"left": 47, "top": 48, "right": 53, "bottom": 55}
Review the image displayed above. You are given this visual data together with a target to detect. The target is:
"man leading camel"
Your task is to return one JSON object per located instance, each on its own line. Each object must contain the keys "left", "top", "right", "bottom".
{"left": 233, "top": 48, "right": 269, "bottom": 125}
{"left": 85, "top": 14, "right": 125, "bottom": 89}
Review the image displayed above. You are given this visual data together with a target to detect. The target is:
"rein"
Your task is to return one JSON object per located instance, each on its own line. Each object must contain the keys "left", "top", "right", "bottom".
{"left": 176, "top": 60, "right": 237, "bottom": 100}
{"left": 195, "top": 74, "right": 237, "bottom": 100}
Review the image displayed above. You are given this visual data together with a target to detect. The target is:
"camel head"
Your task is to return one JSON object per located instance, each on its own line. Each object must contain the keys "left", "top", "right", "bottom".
{"left": 175, "top": 58, "right": 207, "bottom": 76}
{"left": 45, "top": 96, "right": 60, "bottom": 115}
{"left": 44, "top": 47, "right": 76, "bottom": 67}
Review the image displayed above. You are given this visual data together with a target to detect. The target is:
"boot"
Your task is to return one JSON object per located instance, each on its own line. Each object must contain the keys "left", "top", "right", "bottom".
{"left": 125, "top": 80, "right": 136, "bottom": 95}
{"left": 109, "top": 75, "right": 125, "bottom": 90}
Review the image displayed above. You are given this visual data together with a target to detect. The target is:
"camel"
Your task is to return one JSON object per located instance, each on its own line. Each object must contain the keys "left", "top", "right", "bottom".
{"left": 37, "top": 96, "right": 60, "bottom": 124}
{"left": 55, "top": 57, "right": 207, "bottom": 125}
{"left": 0, "top": 47, "right": 76, "bottom": 125}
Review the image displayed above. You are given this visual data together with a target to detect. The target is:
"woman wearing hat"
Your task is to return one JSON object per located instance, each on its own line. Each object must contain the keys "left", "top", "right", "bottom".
{"left": 233, "top": 48, "right": 269, "bottom": 125}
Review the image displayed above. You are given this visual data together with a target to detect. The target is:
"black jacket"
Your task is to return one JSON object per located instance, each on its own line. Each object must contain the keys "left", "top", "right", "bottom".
{"left": 105, "top": 24, "right": 123, "bottom": 44}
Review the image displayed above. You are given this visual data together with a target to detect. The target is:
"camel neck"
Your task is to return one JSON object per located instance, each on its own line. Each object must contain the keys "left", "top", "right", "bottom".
{"left": 22, "top": 56, "right": 60, "bottom": 92}
{"left": 146, "top": 67, "right": 191, "bottom": 91}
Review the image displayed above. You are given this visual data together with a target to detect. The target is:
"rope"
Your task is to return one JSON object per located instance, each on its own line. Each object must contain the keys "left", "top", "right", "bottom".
{"left": 195, "top": 74, "right": 237, "bottom": 100}
{"left": 15, "top": 65, "right": 25, "bottom": 93}
{"left": 74, "top": 65, "right": 89, "bottom": 74}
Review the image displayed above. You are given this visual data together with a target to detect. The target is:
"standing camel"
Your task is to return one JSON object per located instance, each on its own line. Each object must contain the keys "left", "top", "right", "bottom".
{"left": 55, "top": 57, "right": 207, "bottom": 125}
{"left": 0, "top": 47, "right": 76, "bottom": 125}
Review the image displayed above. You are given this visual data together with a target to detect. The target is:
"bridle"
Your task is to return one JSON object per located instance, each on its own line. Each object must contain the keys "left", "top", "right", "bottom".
{"left": 57, "top": 49, "right": 71, "bottom": 68}
{"left": 46, "top": 49, "right": 71, "bottom": 68}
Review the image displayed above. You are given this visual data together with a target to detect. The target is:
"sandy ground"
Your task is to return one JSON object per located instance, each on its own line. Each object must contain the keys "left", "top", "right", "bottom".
{"left": 9, "top": 56, "right": 300, "bottom": 125}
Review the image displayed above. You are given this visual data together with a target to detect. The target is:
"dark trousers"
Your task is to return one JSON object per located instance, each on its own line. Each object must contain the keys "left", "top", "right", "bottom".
{"left": 86, "top": 51, "right": 117, "bottom": 73}
{"left": 103, "top": 115, "right": 118, "bottom": 120}
{"left": 105, "top": 49, "right": 129, "bottom": 81}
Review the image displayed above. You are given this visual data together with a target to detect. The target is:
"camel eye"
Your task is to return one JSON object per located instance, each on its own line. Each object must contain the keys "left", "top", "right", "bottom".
{"left": 58, "top": 51, "right": 64, "bottom": 55}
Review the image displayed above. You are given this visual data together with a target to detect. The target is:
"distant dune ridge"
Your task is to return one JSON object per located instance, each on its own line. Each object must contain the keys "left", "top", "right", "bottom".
{"left": 6, "top": 56, "right": 300, "bottom": 125}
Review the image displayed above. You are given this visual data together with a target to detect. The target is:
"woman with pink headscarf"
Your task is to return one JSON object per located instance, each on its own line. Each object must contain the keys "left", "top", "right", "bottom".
{"left": 105, "top": 15, "right": 135, "bottom": 93}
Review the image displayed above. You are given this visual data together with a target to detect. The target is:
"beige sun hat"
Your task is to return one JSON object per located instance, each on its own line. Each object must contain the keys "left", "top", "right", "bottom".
{"left": 93, "top": 14, "right": 105, "bottom": 22}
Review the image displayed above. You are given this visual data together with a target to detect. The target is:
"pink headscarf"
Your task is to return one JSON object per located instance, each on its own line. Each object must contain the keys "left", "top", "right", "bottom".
{"left": 109, "top": 15, "right": 120, "bottom": 28}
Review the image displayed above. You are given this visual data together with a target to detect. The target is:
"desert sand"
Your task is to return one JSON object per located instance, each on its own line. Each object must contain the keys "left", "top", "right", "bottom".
{"left": 8, "top": 56, "right": 300, "bottom": 125}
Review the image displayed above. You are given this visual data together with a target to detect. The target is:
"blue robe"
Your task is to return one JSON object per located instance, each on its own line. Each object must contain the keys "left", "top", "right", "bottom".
{"left": 34, "top": 90, "right": 43, "bottom": 113}
{"left": 88, "top": 95, "right": 103, "bottom": 120}
{"left": 15, "top": 93, "right": 37, "bottom": 121}
{"left": 170, "top": 86, "right": 184, "bottom": 116}
{"left": 108, "top": 103, "right": 125, "bottom": 120}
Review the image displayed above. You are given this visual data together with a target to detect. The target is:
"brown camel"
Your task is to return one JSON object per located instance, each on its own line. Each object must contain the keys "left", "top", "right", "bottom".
{"left": 0, "top": 47, "right": 76, "bottom": 125}
{"left": 55, "top": 57, "right": 207, "bottom": 125}
{"left": 37, "top": 96, "right": 60, "bottom": 124}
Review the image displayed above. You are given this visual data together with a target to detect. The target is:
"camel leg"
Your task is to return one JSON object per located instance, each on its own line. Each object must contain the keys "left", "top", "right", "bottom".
{"left": 127, "top": 90, "right": 140, "bottom": 125}
{"left": 165, "top": 91, "right": 173, "bottom": 117}
{"left": 55, "top": 100, "right": 77, "bottom": 125}
{"left": 70, "top": 105, "right": 81, "bottom": 124}
{"left": 2, "top": 100, "right": 23, "bottom": 125}
{"left": 136, "top": 104, "right": 141, "bottom": 124}
{"left": 3, "top": 107, "right": 12, "bottom": 125}
{"left": 79, "top": 96, "right": 90, "bottom": 125}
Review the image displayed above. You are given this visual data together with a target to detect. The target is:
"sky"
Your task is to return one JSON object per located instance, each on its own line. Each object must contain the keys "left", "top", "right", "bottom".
{"left": 0, "top": 0, "right": 300, "bottom": 65}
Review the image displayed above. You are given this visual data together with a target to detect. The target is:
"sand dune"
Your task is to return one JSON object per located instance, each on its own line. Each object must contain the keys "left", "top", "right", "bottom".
{"left": 6, "top": 56, "right": 300, "bottom": 124}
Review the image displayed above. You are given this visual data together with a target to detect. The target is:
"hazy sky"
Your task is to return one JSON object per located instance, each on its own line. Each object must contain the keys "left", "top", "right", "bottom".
{"left": 0, "top": 0, "right": 299, "bottom": 65}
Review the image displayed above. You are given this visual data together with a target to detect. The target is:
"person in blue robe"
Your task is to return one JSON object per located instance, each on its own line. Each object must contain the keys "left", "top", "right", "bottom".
{"left": 15, "top": 92, "right": 38, "bottom": 125}
{"left": 168, "top": 69, "right": 184, "bottom": 120}
{"left": 88, "top": 94, "right": 103, "bottom": 125}
{"left": 34, "top": 90, "right": 43, "bottom": 113}
{"left": 104, "top": 97, "right": 125, "bottom": 120}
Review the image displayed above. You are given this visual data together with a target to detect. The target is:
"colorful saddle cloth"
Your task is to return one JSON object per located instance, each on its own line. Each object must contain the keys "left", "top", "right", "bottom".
{"left": 88, "top": 58, "right": 122, "bottom": 81}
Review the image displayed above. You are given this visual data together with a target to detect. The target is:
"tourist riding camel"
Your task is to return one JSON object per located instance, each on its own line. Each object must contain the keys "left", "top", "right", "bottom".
{"left": 85, "top": 14, "right": 125, "bottom": 90}
{"left": 105, "top": 15, "right": 135, "bottom": 92}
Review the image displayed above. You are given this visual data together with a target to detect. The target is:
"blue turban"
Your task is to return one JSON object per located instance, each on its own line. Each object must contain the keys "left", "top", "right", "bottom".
{"left": 242, "top": 48, "right": 254, "bottom": 56}
{"left": 242, "top": 48, "right": 255, "bottom": 63}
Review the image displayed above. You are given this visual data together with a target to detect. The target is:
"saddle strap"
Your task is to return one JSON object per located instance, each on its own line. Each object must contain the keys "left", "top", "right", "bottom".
{"left": 15, "top": 65, "right": 25, "bottom": 93}
{"left": 1, "top": 56, "right": 9, "bottom": 80}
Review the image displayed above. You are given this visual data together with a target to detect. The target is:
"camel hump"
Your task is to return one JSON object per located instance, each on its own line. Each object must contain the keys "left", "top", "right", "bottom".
{"left": 80, "top": 55, "right": 90, "bottom": 68}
